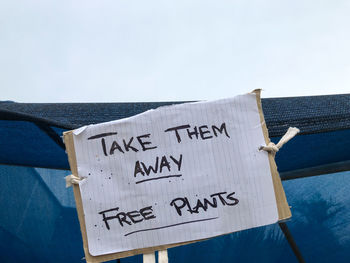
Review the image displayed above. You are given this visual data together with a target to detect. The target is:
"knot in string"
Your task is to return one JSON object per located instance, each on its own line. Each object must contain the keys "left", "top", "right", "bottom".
{"left": 259, "top": 142, "right": 279, "bottom": 154}
{"left": 65, "top": 174, "right": 84, "bottom": 188}
{"left": 259, "top": 127, "right": 300, "bottom": 155}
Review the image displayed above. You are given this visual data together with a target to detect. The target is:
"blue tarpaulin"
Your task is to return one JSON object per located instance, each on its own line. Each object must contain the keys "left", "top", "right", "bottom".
{"left": 0, "top": 94, "right": 350, "bottom": 262}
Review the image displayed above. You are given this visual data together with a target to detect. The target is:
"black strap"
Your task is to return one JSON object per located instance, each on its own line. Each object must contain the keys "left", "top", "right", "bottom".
{"left": 279, "top": 222, "right": 306, "bottom": 263}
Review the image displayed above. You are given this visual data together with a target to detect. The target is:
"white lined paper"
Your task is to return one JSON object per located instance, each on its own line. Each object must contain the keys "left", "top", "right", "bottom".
{"left": 73, "top": 93, "right": 278, "bottom": 256}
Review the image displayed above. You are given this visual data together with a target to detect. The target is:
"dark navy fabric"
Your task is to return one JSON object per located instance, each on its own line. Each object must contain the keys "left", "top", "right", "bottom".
{"left": 1, "top": 95, "right": 350, "bottom": 262}
{"left": 272, "top": 128, "right": 350, "bottom": 172}
{"left": 1, "top": 94, "right": 350, "bottom": 173}
{"left": 0, "top": 121, "right": 69, "bottom": 169}
{"left": 1, "top": 94, "right": 350, "bottom": 135}
{"left": 262, "top": 94, "right": 350, "bottom": 137}
{"left": 1, "top": 118, "right": 350, "bottom": 176}
{"left": 1, "top": 164, "right": 350, "bottom": 263}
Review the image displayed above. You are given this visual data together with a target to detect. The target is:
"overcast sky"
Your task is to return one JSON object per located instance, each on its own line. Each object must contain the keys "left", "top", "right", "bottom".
{"left": 1, "top": 0, "right": 349, "bottom": 102}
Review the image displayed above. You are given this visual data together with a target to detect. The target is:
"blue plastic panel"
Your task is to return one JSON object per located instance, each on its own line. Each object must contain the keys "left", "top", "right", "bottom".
{"left": 1, "top": 165, "right": 350, "bottom": 262}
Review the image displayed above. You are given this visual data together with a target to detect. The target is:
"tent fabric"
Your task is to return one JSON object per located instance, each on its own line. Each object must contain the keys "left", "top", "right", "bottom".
{"left": 1, "top": 94, "right": 350, "bottom": 134}
{"left": 1, "top": 164, "right": 350, "bottom": 263}
{"left": 1, "top": 94, "right": 350, "bottom": 263}
{"left": 1, "top": 94, "right": 350, "bottom": 178}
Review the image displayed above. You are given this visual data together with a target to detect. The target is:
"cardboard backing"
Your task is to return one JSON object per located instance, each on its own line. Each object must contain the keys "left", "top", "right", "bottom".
{"left": 63, "top": 90, "right": 291, "bottom": 262}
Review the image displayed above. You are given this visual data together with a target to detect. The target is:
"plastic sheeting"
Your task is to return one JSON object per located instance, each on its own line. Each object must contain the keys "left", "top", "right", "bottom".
{"left": 1, "top": 94, "right": 350, "bottom": 175}
{"left": 1, "top": 94, "right": 350, "bottom": 262}
{"left": 1, "top": 165, "right": 350, "bottom": 262}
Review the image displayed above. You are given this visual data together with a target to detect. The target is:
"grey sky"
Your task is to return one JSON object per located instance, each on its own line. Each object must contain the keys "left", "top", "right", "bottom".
{"left": 1, "top": 0, "right": 349, "bottom": 102}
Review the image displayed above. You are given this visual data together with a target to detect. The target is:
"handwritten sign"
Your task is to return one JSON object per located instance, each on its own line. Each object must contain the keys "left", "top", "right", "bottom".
{"left": 71, "top": 93, "right": 278, "bottom": 256}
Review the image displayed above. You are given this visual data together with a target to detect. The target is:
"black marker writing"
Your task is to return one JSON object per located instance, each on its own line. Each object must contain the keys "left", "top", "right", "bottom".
{"left": 136, "top": 134, "right": 157, "bottom": 151}
{"left": 165, "top": 123, "right": 230, "bottom": 143}
{"left": 99, "top": 206, "right": 156, "bottom": 230}
{"left": 164, "top": 125, "right": 191, "bottom": 143}
{"left": 88, "top": 132, "right": 158, "bottom": 157}
{"left": 212, "top": 123, "right": 230, "bottom": 138}
{"left": 88, "top": 132, "right": 118, "bottom": 140}
{"left": 124, "top": 217, "right": 219, "bottom": 237}
{"left": 170, "top": 191, "right": 239, "bottom": 216}
{"left": 134, "top": 154, "right": 183, "bottom": 177}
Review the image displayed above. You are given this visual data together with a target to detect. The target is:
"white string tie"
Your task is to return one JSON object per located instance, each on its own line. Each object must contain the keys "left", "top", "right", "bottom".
{"left": 259, "top": 127, "right": 300, "bottom": 155}
{"left": 158, "top": 250, "right": 168, "bottom": 263}
{"left": 143, "top": 252, "right": 156, "bottom": 263}
{"left": 65, "top": 174, "right": 83, "bottom": 188}
{"left": 143, "top": 250, "right": 168, "bottom": 263}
